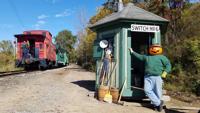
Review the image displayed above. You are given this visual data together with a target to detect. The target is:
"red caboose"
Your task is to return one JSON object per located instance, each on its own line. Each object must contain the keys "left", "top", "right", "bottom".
{"left": 15, "top": 30, "right": 56, "bottom": 69}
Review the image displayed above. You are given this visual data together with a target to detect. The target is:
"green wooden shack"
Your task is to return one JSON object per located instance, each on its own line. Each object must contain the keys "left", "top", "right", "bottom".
{"left": 89, "top": 3, "right": 169, "bottom": 99}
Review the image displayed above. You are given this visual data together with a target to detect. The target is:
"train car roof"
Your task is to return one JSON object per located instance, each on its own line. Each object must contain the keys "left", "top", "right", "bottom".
{"left": 23, "top": 30, "right": 52, "bottom": 36}
{"left": 14, "top": 34, "right": 45, "bottom": 38}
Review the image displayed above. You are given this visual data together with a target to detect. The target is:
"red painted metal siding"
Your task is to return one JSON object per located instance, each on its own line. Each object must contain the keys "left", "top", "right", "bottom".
{"left": 17, "top": 40, "right": 22, "bottom": 60}
{"left": 44, "top": 37, "right": 56, "bottom": 61}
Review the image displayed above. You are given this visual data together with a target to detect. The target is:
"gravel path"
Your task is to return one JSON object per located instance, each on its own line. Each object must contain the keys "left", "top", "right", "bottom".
{"left": 0, "top": 64, "right": 199, "bottom": 113}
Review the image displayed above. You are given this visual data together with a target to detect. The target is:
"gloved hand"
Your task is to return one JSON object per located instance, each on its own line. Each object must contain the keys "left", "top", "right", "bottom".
{"left": 161, "top": 71, "right": 167, "bottom": 78}
{"left": 129, "top": 48, "right": 133, "bottom": 53}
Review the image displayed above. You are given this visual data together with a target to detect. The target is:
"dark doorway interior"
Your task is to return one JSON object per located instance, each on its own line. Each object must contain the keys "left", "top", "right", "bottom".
{"left": 131, "top": 32, "right": 154, "bottom": 88}
{"left": 29, "top": 39, "right": 35, "bottom": 57}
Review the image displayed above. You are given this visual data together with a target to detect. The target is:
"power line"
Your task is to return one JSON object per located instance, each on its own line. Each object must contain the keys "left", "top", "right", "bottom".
{"left": 7, "top": 0, "right": 25, "bottom": 30}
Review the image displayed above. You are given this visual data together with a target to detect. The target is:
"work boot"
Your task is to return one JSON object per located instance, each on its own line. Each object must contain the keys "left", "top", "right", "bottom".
{"left": 155, "top": 100, "right": 164, "bottom": 112}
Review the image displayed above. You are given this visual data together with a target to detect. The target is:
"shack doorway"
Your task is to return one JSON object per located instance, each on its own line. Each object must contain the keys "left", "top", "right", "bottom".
{"left": 130, "top": 32, "right": 154, "bottom": 88}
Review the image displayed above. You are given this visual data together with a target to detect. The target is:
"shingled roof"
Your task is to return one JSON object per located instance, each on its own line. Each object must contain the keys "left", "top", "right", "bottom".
{"left": 89, "top": 3, "right": 169, "bottom": 29}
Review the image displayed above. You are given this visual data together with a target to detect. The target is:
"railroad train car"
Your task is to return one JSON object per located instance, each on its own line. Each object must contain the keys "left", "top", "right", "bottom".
{"left": 15, "top": 30, "right": 56, "bottom": 70}
{"left": 56, "top": 45, "right": 69, "bottom": 67}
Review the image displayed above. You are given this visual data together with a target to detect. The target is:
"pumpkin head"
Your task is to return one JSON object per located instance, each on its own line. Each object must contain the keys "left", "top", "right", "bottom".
{"left": 149, "top": 45, "right": 163, "bottom": 55}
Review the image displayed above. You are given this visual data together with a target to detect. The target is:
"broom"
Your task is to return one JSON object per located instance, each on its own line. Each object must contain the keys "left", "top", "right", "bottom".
{"left": 103, "top": 62, "right": 117, "bottom": 103}
{"left": 103, "top": 71, "right": 112, "bottom": 103}
{"left": 118, "top": 74, "right": 127, "bottom": 103}
{"left": 103, "top": 90, "right": 112, "bottom": 103}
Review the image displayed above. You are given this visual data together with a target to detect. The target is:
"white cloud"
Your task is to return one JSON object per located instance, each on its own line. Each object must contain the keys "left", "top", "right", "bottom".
{"left": 38, "top": 14, "right": 48, "bottom": 19}
{"left": 34, "top": 20, "right": 46, "bottom": 29}
{"left": 55, "top": 9, "right": 73, "bottom": 18}
{"left": 38, "top": 20, "right": 46, "bottom": 24}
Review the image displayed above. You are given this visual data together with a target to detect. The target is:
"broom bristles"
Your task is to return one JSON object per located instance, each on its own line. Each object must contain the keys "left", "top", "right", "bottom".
{"left": 103, "top": 93, "right": 112, "bottom": 103}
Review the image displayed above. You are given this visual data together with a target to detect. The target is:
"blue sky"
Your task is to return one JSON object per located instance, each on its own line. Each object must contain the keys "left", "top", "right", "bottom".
{"left": 190, "top": 0, "right": 200, "bottom": 2}
{"left": 0, "top": 0, "right": 105, "bottom": 41}
{"left": 0, "top": 0, "right": 199, "bottom": 41}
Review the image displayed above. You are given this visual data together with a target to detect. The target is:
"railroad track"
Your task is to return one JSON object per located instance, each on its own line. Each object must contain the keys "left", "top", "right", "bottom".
{"left": 0, "top": 68, "right": 57, "bottom": 77}
{"left": 0, "top": 70, "right": 27, "bottom": 77}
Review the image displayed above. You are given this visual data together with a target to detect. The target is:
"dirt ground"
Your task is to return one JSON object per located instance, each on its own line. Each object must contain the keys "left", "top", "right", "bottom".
{"left": 0, "top": 64, "right": 199, "bottom": 113}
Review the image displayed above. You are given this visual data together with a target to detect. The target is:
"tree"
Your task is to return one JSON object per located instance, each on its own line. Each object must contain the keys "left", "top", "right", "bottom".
{"left": 55, "top": 30, "right": 77, "bottom": 62}
{"left": 0, "top": 40, "right": 14, "bottom": 55}
{"left": 0, "top": 40, "right": 15, "bottom": 72}
{"left": 90, "top": 7, "right": 113, "bottom": 24}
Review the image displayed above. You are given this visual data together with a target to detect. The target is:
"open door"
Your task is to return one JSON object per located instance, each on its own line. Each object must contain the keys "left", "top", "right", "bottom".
{"left": 130, "top": 32, "right": 154, "bottom": 88}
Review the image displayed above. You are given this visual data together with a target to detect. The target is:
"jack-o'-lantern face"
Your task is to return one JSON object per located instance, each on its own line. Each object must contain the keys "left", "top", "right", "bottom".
{"left": 149, "top": 45, "right": 163, "bottom": 55}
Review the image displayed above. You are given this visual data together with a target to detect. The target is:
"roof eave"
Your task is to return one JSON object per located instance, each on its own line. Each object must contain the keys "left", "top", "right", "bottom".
{"left": 89, "top": 18, "right": 169, "bottom": 31}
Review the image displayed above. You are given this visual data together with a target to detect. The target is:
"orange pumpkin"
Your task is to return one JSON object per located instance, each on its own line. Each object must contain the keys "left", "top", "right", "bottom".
{"left": 149, "top": 45, "right": 163, "bottom": 55}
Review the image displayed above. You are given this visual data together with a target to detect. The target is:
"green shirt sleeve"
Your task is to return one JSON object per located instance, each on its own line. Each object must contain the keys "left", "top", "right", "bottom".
{"left": 130, "top": 51, "right": 146, "bottom": 61}
{"left": 161, "top": 56, "right": 172, "bottom": 73}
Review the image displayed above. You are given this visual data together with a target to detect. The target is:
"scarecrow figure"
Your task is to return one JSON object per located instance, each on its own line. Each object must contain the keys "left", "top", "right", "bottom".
{"left": 22, "top": 40, "right": 32, "bottom": 64}
{"left": 129, "top": 44, "right": 171, "bottom": 112}
{"left": 99, "top": 40, "right": 113, "bottom": 85}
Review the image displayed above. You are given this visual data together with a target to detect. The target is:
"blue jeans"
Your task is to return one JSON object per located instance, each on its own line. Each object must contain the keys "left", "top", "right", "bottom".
{"left": 102, "top": 58, "right": 110, "bottom": 74}
{"left": 144, "top": 74, "right": 163, "bottom": 106}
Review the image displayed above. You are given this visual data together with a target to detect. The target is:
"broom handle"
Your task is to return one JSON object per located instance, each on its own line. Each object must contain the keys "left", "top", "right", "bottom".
{"left": 99, "top": 60, "right": 104, "bottom": 85}
{"left": 100, "top": 49, "right": 105, "bottom": 86}
{"left": 118, "top": 78, "right": 126, "bottom": 103}
{"left": 107, "top": 62, "right": 117, "bottom": 86}
{"left": 101, "top": 71, "right": 105, "bottom": 86}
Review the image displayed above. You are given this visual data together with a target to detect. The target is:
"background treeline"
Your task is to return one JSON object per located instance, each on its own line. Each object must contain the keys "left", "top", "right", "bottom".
{"left": 76, "top": 0, "right": 200, "bottom": 95}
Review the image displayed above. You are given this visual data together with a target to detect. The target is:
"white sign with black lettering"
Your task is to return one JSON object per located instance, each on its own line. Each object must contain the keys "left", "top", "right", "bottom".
{"left": 131, "top": 24, "right": 160, "bottom": 33}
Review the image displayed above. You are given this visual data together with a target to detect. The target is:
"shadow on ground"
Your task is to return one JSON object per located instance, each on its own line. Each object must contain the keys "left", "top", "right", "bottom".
{"left": 121, "top": 98, "right": 191, "bottom": 113}
{"left": 71, "top": 80, "right": 95, "bottom": 91}
{"left": 164, "top": 106, "right": 200, "bottom": 113}
{"left": 164, "top": 108, "right": 185, "bottom": 113}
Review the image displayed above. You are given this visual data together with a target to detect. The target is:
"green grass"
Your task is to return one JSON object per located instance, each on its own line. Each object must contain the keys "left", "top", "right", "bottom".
{"left": 0, "top": 62, "right": 23, "bottom": 72}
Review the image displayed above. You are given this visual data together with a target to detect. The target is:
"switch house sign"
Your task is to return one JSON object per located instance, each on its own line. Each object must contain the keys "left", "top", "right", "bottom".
{"left": 131, "top": 24, "right": 160, "bottom": 33}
